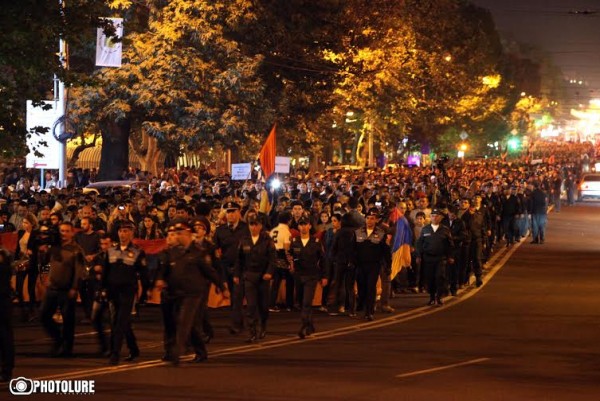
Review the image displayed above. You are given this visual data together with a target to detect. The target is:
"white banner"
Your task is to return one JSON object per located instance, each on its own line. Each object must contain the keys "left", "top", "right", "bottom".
{"left": 26, "top": 101, "right": 62, "bottom": 169}
{"left": 274, "top": 156, "right": 291, "bottom": 174}
{"left": 231, "top": 163, "right": 252, "bottom": 180}
{"left": 95, "top": 18, "right": 123, "bottom": 67}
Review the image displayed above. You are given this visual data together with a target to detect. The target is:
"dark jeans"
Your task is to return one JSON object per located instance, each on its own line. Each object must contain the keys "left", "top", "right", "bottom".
{"left": 332, "top": 264, "right": 356, "bottom": 312}
{"left": 79, "top": 278, "right": 94, "bottom": 319}
{"left": 502, "top": 216, "right": 517, "bottom": 244}
{"left": 244, "top": 273, "right": 270, "bottom": 331}
{"left": 91, "top": 300, "right": 109, "bottom": 353}
{"left": 468, "top": 238, "right": 483, "bottom": 282}
{"left": 40, "top": 288, "right": 76, "bottom": 353}
{"left": 531, "top": 213, "right": 547, "bottom": 241}
{"left": 270, "top": 268, "right": 294, "bottom": 309}
{"left": 0, "top": 296, "right": 14, "bottom": 377}
{"left": 295, "top": 275, "right": 318, "bottom": 325}
{"left": 108, "top": 289, "right": 138, "bottom": 359}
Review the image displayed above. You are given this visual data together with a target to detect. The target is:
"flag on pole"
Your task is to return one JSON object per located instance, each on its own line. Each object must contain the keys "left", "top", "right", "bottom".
{"left": 96, "top": 18, "right": 124, "bottom": 67}
{"left": 390, "top": 214, "right": 412, "bottom": 280}
{"left": 259, "top": 124, "right": 277, "bottom": 179}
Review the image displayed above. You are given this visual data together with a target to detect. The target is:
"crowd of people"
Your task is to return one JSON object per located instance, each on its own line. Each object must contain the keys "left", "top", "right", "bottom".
{"left": 0, "top": 142, "right": 594, "bottom": 382}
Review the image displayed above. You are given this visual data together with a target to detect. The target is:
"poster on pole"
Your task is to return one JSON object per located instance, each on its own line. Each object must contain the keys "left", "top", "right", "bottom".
{"left": 26, "top": 101, "right": 62, "bottom": 169}
{"left": 95, "top": 18, "right": 124, "bottom": 67}
{"left": 231, "top": 163, "right": 252, "bottom": 180}
{"left": 274, "top": 156, "right": 291, "bottom": 174}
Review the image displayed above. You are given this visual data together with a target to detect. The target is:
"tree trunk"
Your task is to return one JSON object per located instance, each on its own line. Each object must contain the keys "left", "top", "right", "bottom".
{"left": 98, "top": 118, "right": 130, "bottom": 180}
{"left": 129, "top": 132, "right": 162, "bottom": 176}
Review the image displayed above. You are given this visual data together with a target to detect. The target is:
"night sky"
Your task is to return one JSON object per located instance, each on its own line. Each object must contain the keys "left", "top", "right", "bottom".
{"left": 471, "top": 0, "right": 600, "bottom": 94}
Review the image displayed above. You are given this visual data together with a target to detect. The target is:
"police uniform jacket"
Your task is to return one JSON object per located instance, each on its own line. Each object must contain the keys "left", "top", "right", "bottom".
{"left": 157, "top": 243, "right": 223, "bottom": 298}
{"left": 416, "top": 224, "right": 454, "bottom": 261}
{"left": 234, "top": 231, "right": 277, "bottom": 278}
{"left": 352, "top": 226, "right": 391, "bottom": 268}
{"left": 102, "top": 243, "right": 146, "bottom": 291}
{"left": 214, "top": 221, "right": 249, "bottom": 271}
{"left": 290, "top": 236, "right": 325, "bottom": 278}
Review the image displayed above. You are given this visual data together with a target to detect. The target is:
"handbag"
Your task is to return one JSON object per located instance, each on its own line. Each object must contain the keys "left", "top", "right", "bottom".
{"left": 12, "top": 257, "right": 29, "bottom": 273}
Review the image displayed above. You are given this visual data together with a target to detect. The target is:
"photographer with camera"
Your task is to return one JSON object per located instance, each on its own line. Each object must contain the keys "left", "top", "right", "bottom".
{"left": 0, "top": 246, "right": 14, "bottom": 382}
{"left": 102, "top": 221, "right": 146, "bottom": 365}
{"left": 40, "top": 222, "right": 85, "bottom": 358}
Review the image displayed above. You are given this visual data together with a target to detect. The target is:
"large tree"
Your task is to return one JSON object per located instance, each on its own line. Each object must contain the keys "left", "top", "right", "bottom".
{"left": 0, "top": 0, "right": 113, "bottom": 159}
{"left": 71, "top": 0, "right": 268, "bottom": 179}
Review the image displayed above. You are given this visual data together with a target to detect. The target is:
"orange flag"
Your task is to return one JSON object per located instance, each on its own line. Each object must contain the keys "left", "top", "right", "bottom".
{"left": 259, "top": 124, "right": 277, "bottom": 179}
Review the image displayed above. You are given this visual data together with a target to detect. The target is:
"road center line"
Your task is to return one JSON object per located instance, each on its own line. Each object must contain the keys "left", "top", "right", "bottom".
{"left": 396, "top": 358, "right": 491, "bottom": 378}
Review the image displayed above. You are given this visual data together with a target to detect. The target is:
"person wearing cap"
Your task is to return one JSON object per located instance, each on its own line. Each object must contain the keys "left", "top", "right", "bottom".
{"left": 233, "top": 215, "right": 276, "bottom": 343}
{"left": 156, "top": 219, "right": 228, "bottom": 364}
{"left": 214, "top": 201, "right": 249, "bottom": 334}
{"left": 351, "top": 208, "right": 391, "bottom": 321}
{"left": 289, "top": 216, "right": 327, "bottom": 338}
{"left": 102, "top": 220, "right": 147, "bottom": 365}
{"left": 191, "top": 215, "right": 218, "bottom": 343}
{"left": 416, "top": 209, "right": 454, "bottom": 306}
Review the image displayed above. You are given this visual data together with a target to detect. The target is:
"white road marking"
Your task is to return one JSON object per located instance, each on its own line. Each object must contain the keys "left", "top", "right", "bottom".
{"left": 396, "top": 358, "right": 491, "bottom": 378}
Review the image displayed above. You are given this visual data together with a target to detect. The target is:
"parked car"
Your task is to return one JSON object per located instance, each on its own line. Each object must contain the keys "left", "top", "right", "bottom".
{"left": 578, "top": 173, "right": 600, "bottom": 200}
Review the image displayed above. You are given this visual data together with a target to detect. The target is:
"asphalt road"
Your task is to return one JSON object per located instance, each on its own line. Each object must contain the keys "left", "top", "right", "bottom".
{"left": 3, "top": 202, "right": 600, "bottom": 400}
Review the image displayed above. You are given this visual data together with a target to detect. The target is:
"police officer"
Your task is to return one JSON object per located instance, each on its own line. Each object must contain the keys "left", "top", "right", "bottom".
{"left": 0, "top": 247, "right": 14, "bottom": 382}
{"left": 416, "top": 209, "right": 454, "bottom": 306}
{"left": 214, "top": 201, "right": 249, "bottom": 334}
{"left": 463, "top": 200, "right": 488, "bottom": 287}
{"left": 233, "top": 215, "right": 276, "bottom": 343}
{"left": 156, "top": 219, "right": 227, "bottom": 365}
{"left": 40, "top": 222, "right": 85, "bottom": 357}
{"left": 352, "top": 208, "right": 390, "bottom": 321}
{"left": 290, "top": 216, "right": 328, "bottom": 338}
{"left": 102, "top": 220, "right": 146, "bottom": 365}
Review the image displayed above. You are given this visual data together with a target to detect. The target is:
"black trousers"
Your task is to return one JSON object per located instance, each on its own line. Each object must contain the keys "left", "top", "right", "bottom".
{"left": 224, "top": 266, "right": 244, "bottom": 331}
{"left": 91, "top": 300, "right": 109, "bottom": 353}
{"left": 40, "top": 288, "right": 76, "bottom": 353}
{"left": 295, "top": 275, "right": 318, "bottom": 325}
{"left": 108, "top": 288, "right": 138, "bottom": 359}
{"left": 270, "top": 268, "right": 294, "bottom": 309}
{"left": 356, "top": 264, "right": 380, "bottom": 316}
{"left": 162, "top": 295, "right": 206, "bottom": 359}
{"left": 0, "top": 296, "right": 14, "bottom": 377}
{"left": 16, "top": 268, "right": 38, "bottom": 312}
{"left": 468, "top": 238, "right": 483, "bottom": 281}
{"left": 244, "top": 273, "right": 270, "bottom": 331}
{"left": 422, "top": 258, "right": 446, "bottom": 300}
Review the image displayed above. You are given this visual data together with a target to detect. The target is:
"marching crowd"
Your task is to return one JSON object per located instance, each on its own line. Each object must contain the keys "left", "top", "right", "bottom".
{"left": 0, "top": 146, "right": 593, "bottom": 382}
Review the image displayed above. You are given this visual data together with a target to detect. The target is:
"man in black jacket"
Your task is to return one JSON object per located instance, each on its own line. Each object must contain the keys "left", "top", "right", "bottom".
{"left": 156, "top": 219, "right": 227, "bottom": 365}
{"left": 289, "top": 216, "right": 328, "bottom": 338}
{"left": 462, "top": 201, "right": 488, "bottom": 288}
{"left": 214, "top": 201, "right": 248, "bottom": 334}
{"left": 530, "top": 182, "right": 548, "bottom": 244}
{"left": 40, "top": 222, "right": 85, "bottom": 357}
{"left": 500, "top": 187, "right": 522, "bottom": 246}
{"left": 416, "top": 209, "right": 454, "bottom": 306}
{"left": 352, "top": 208, "right": 391, "bottom": 321}
{"left": 447, "top": 207, "right": 467, "bottom": 296}
{"left": 234, "top": 216, "right": 276, "bottom": 343}
{"left": 0, "top": 247, "right": 14, "bottom": 382}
